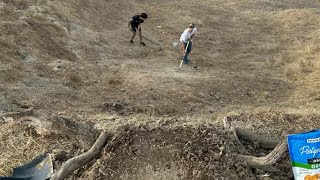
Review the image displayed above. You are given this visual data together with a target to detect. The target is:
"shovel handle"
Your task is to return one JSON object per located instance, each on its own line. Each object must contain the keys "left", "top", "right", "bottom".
{"left": 179, "top": 41, "right": 190, "bottom": 69}
{"left": 179, "top": 59, "right": 183, "bottom": 69}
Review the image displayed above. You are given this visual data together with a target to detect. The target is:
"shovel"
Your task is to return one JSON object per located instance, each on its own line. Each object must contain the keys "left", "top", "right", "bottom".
{"left": 0, "top": 154, "right": 53, "bottom": 180}
{"left": 179, "top": 41, "right": 190, "bottom": 70}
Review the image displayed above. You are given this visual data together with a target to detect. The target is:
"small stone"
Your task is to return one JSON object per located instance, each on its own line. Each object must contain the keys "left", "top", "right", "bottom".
{"left": 212, "top": 153, "right": 220, "bottom": 160}
{"left": 192, "top": 169, "right": 198, "bottom": 176}
{"left": 88, "top": 168, "right": 98, "bottom": 177}
{"left": 0, "top": 117, "right": 5, "bottom": 125}
{"left": 239, "top": 171, "right": 246, "bottom": 177}
{"left": 247, "top": 145, "right": 254, "bottom": 150}
{"left": 17, "top": 49, "right": 28, "bottom": 60}
{"left": 204, "top": 157, "right": 209, "bottom": 161}
{"left": 52, "top": 66, "right": 61, "bottom": 72}
{"left": 96, "top": 159, "right": 102, "bottom": 165}
{"left": 105, "top": 116, "right": 117, "bottom": 120}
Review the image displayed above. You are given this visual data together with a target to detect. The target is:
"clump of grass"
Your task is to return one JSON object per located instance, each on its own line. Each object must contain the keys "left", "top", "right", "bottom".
{"left": 108, "top": 74, "right": 122, "bottom": 85}
{"left": 284, "top": 62, "right": 302, "bottom": 79}
{"left": 0, "top": 124, "right": 38, "bottom": 176}
{"left": 105, "top": 72, "right": 123, "bottom": 85}
{"left": 63, "top": 72, "right": 82, "bottom": 87}
{"left": 283, "top": 55, "right": 316, "bottom": 79}
{"left": 272, "top": 41, "right": 317, "bottom": 80}
{"left": 0, "top": 122, "right": 75, "bottom": 176}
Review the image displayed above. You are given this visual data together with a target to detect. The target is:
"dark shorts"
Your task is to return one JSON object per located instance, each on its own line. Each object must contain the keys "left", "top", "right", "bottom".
{"left": 131, "top": 26, "right": 141, "bottom": 32}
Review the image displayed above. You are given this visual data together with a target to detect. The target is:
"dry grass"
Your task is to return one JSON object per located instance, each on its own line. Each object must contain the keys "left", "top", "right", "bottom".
{"left": 0, "top": 122, "right": 76, "bottom": 176}
{"left": 277, "top": 42, "right": 318, "bottom": 79}
{"left": 269, "top": 9, "right": 320, "bottom": 79}
{"left": 107, "top": 73, "right": 123, "bottom": 85}
{"left": 63, "top": 72, "right": 82, "bottom": 87}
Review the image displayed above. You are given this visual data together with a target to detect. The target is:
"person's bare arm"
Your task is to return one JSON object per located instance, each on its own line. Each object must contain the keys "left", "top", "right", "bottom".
{"left": 190, "top": 34, "right": 195, "bottom": 41}
{"left": 128, "top": 19, "right": 132, "bottom": 29}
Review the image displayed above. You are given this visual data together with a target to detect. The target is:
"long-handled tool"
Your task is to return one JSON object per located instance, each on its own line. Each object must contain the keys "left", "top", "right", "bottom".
{"left": 141, "top": 35, "right": 162, "bottom": 50}
{"left": 132, "top": 27, "right": 162, "bottom": 49}
{"left": 141, "top": 35, "right": 161, "bottom": 45}
{"left": 179, "top": 41, "right": 190, "bottom": 69}
{"left": 134, "top": 27, "right": 146, "bottom": 46}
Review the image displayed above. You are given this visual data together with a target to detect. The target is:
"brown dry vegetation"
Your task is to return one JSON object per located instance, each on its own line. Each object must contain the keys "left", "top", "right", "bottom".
{"left": 1, "top": 0, "right": 320, "bottom": 179}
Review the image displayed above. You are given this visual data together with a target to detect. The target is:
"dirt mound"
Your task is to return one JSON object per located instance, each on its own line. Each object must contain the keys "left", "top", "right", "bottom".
{"left": 79, "top": 125, "right": 291, "bottom": 180}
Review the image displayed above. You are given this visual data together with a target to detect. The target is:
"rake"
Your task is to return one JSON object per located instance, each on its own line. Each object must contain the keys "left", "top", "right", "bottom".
{"left": 141, "top": 35, "right": 162, "bottom": 50}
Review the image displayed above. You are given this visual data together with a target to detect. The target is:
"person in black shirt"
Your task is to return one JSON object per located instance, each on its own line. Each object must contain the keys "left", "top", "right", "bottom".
{"left": 128, "top": 13, "right": 148, "bottom": 45}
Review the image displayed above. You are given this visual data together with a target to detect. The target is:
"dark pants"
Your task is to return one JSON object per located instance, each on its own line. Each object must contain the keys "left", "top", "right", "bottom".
{"left": 183, "top": 41, "right": 192, "bottom": 63}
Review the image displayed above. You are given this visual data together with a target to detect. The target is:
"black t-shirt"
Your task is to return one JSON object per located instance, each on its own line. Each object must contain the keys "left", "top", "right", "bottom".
{"left": 131, "top": 15, "right": 144, "bottom": 27}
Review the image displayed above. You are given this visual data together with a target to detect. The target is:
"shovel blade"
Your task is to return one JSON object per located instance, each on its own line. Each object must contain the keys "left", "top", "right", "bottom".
{"left": 0, "top": 154, "right": 53, "bottom": 180}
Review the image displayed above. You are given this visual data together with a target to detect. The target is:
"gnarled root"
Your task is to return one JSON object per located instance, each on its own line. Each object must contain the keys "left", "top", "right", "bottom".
{"left": 50, "top": 132, "right": 108, "bottom": 180}
{"left": 223, "top": 116, "right": 287, "bottom": 167}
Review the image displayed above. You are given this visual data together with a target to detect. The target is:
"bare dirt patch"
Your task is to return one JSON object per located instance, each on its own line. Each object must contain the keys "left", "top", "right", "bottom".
{"left": 78, "top": 124, "right": 291, "bottom": 180}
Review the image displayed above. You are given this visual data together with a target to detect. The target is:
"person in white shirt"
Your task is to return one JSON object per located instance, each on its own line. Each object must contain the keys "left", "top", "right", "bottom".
{"left": 180, "top": 23, "right": 198, "bottom": 64}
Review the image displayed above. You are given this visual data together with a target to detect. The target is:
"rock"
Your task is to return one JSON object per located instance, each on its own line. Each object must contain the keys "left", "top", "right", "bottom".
{"left": 247, "top": 145, "right": 254, "bottom": 150}
{"left": 88, "top": 167, "right": 98, "bottom": 178}
{"left": 0, "top": 117, "right": 5, "bottom": 125}
{"left": 17, "top": 49, "right": 28, "bottom": 60}
{"left": 108, "top": 116, "right": 117, "bottom": 120}
{"left": 239, "top": 170, "right": 246, "bottom": 177}
{"left": 48, "top": 60, "right": 71, "bottom": 72}
{"left": 16, "top": 100, "right": 34, "bottom": 108}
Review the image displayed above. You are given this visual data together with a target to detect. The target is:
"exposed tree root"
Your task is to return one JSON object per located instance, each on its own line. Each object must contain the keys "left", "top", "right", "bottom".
{"left": 235, "top": 128, "right": 280, "bottom": 149}
{"left": 50, "top": 132, "right": 108, "bottom": 180}
{"left": 223, "top": 116, "right": 287, "bottom": 167}
{"left": 236, "top": 138, "right": 287, "bottom": 167}
{"left": 0, "top": 107, "right": 34, "bottom": 118}
{"left": 3, "top": 113, "right": 289, "bottom": 178}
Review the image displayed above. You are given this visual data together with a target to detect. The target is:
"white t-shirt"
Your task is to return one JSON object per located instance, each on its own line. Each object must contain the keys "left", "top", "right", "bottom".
{"left": 180, "top": 28, "right": 198, "bottom": 42}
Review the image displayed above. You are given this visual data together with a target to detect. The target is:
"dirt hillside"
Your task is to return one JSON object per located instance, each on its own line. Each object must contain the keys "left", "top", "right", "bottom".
{"left": 1, "top": 0, "right": 320, "bottom": 179}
